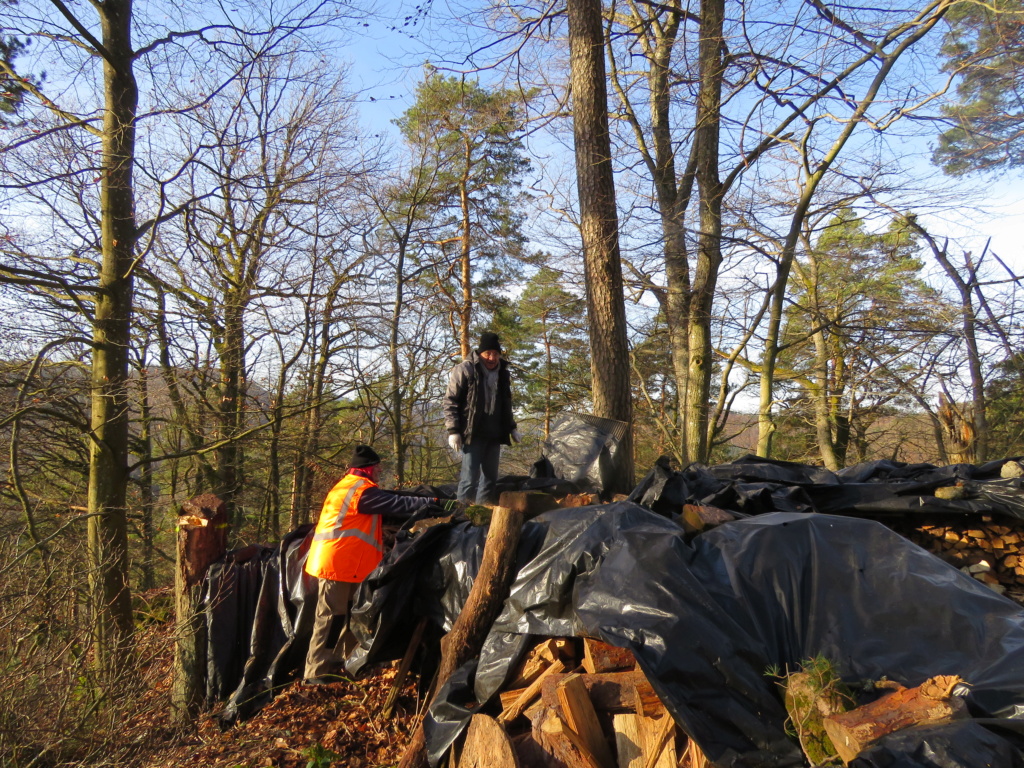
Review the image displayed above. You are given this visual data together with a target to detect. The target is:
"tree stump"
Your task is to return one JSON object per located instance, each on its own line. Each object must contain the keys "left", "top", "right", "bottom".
{"left": 171, "top": 494, "right": 227, "bottom": 726}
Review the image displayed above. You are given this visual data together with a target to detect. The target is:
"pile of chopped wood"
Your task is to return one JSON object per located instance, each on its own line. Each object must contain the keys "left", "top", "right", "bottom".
{"left": 905, "top": 516, "right": 1024, "bottom": 597}
{"left": 450, "top": 636, "right": 709, "bottom": 768}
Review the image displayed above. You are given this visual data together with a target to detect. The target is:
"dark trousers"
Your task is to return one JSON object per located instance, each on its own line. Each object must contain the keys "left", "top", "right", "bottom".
{"left": 457, "top": 439, "right": 501, "bottom": 504}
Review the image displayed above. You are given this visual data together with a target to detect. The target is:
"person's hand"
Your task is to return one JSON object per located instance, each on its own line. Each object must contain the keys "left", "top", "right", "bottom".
{"left": 448, "top": 434, "right": 463, "bottom": 452}
{"left": 511, "top": 428, "right": 521, "bottom": 444}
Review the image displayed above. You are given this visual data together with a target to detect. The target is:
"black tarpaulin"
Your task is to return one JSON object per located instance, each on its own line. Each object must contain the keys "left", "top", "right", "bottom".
{"left": 354, "top": 503, "right": 1024, "bottom": 767}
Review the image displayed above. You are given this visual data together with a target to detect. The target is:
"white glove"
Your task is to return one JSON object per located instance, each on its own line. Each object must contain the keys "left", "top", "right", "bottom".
{"left": 448, "top": 434, "right": 463, "bottom": 452}
{"left": 511, "top": 428, "right": 521, "bottom": 443}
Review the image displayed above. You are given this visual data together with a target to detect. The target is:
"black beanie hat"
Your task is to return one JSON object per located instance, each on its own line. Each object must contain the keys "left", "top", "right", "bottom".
{"left": 477, "top": 331, "right": 501, "bottom": 353}
{"left": 350, "top": 444, "right": 381, "bottom": 468}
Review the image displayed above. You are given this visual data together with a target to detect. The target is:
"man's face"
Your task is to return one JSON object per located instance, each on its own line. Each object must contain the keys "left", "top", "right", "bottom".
{"left": 480, "top": 349, "right": 500, "bottom": 369}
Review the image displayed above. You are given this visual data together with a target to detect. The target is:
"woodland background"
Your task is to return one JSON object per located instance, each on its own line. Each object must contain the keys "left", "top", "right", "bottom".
{"left": 1, "top": 0, "right": 1024, "bottom": 764}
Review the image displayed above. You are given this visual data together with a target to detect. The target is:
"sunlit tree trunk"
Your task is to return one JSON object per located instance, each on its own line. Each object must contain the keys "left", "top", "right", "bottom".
{"left": 567, "top": 0, "right": 634, "bottom": 491}
{"left": 88, "top": 0, "right": 138, "bottom": 676}
{"left": 685, "top": 0, "right": 725, "bottom": 464}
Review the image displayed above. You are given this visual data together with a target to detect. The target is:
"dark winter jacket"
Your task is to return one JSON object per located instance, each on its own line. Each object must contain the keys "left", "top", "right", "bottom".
{"left": 444, "top": 351, "right": 517, "bottom": 445}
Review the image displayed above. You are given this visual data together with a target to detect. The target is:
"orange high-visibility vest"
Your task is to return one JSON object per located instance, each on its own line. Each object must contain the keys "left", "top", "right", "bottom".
{"left": 304, "top": 473, "right": 383, "bottom": 582}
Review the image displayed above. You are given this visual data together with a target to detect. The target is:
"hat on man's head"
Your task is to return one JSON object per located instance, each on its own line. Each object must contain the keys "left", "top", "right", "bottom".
{"left": 477, "top": 331, "right": 502, "bottom": 353}
{"left": 349, "top": 444, "right": 381, "bottom": 468}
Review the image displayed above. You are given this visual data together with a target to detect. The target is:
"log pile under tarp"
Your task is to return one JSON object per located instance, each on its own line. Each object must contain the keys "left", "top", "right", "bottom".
{"left": 450, "top": 637, "right": 708, "bottom": 768}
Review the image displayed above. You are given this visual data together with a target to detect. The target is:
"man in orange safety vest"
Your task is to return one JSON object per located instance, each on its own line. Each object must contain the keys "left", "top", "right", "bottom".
{"left": 303, "top": 444, "right": 454, "bottom": 684}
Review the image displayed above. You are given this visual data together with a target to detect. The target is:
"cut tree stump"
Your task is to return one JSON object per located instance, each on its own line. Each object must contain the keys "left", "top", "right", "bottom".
{"left": 457, "top": 714, "right": 519, "bottom": 768}
{"left": 172, "top": 494, "right": 227, "bottom": 726}
{"left": 822, "top": 676, "right": 967, "bottom": 764}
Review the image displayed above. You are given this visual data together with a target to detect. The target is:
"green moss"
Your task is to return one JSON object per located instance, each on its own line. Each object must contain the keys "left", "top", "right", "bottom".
{"left": 774, "top": 655, "right": 855, "bottom": 765}
{"left": 465, "top": 505, "right": 492, "bottom": 526}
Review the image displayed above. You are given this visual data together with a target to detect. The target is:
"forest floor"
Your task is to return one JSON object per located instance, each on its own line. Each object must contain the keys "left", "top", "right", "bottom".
{"left": 117, "top": 592, "right": 422, "bottom": 768}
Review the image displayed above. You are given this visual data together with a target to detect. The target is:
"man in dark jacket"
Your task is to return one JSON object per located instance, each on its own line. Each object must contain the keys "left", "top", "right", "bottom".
{"left": 444, "top": 331, "right": 520, "bottom": 504}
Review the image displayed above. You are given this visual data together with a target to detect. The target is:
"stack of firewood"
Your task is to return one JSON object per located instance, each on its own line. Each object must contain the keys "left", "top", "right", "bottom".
{"left": 451, "top": 637, "right": 708, "bottom": 768}
{"left": 905, "top": 518, "right": 1024, "bottom": 596}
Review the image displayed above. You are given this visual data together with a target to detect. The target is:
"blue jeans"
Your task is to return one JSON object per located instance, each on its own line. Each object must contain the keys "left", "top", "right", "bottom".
{"left": 457, "top": 439, "right": 502, "bottom": 504}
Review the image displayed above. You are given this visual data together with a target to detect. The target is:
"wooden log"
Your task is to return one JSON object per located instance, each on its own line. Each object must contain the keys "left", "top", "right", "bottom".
{"left": 499, "top": 490, "right": 560, "bottom": 519}
{"left": 822, "top": 676, "right": 967, "bottom": 764}
{"left": 541, "top": 669, "right": 664, "bottom": 716}
{"left": 558, "top": 493, "right": 601, "bottom": 508}
{"left": 536, "top": 707, "right": 603, "bottom": 768}
{"left": 643, "top": 712, "right": 676, "bottom": 768}
{"left": 681, "top": 504, "right": 736, "bottom": 533}
{"left": 172, "top": 494, "right": 228, "bottom": 726}
{"left": 507, "top": 637, "right": 574, "bottom": 687}
{"left": 457, "top": 714, "right": 519, "bottom": 768}
{"left": 398, "top": 505, "right": 525, "bottom": 768}
{"left": 613, "top": 712, "right": 676, "bottom": 768}
{"left": 582, "top": 637, "right": 635, "bottom": 674}
{"left": 498, "top": 659, "right": 567, "bottom": 724}
{"left": 557, "top": 673, "right": 617, "bottom": 768}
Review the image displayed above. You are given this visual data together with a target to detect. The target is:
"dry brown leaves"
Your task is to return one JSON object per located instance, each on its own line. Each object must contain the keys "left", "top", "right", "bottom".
{"left": 122, "top": 607, "right": 422, "bottom": 768}
{"left": 137, "top": 665, "right": 421, "bottom": 768}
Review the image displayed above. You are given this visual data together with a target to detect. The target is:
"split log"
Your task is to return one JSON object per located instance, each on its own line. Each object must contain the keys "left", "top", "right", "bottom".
{"left": 541, "top": 669, "right": 664, "bottom": 716}
{"left": 507, "top": 637, "right": 575, "bottom": 687}
{"left": 613, "top": 712, "right": 676, "bottom": 768}
{"left": 172, "top": 494, "right": 227, "bottom": 726}
{"left": 822, "top": 676, "right": 967, "bottom": 764}
{"left": 499, "top": 659, "right": 566, "bottom": 724}
{"left": 457, "top": 714, "right": 519, "bottom": 768}
{"left": 535, "top": 707, "right": 603, "bottom": 768}
{"left": 557, "top": 673, "right": 617, "bottom": 768}
{"left": 582, "top": 637, "right": 635, "bottom": 674}
{"left": 398, "top": 505, "right": 524, "bottom": 768}
{"left": 643, "top": 711, "right": 677, "bottom": 768}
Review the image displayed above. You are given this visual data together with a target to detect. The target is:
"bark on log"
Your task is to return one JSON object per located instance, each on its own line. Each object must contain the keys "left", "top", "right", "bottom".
{"left": 398, "top": 505, "right": 525, "bottom": 768}
{"left": 822, "top": 676, "right": 967, "bottom": 764}
{"left": 171, "top": 494, "right": 227, "bottom": 726}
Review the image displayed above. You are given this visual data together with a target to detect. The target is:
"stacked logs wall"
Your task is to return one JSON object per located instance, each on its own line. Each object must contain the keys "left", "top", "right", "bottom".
{"left": 903, "top": 518, "right": 1024, "bottom": 599}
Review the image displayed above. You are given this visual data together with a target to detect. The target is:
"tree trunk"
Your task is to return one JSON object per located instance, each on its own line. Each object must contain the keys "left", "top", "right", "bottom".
{"left": 215, "top": 300, "right": 246, "bottom": 530}
{"left": 811, "top": 328, "right": 842, "bottom": 470}
{"left": 391, "top": 240, "right": 408, "bottom": 485}
{"left": 567, "top": 0, "right": 634, "bottom": 491}
{"left": 398, "top": 505, "right": 525, "bottom": 768}
{"left": 685, "top": 0, "right": 726, "bottom": 464}
{"left": 459, "top": 163, "right": 473, "bottom": 360}
{"left": 137, "top": 365, "right": 157, "bottom": 590}
{"left": 88, "top": 0, "right": 139, "bottom": 678}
